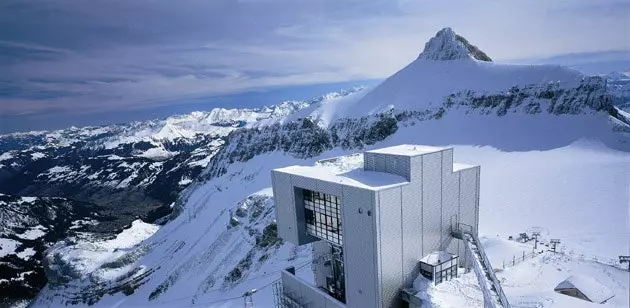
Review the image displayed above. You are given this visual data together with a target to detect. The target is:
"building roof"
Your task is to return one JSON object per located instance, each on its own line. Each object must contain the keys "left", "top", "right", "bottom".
{"left": 453, "top": 162, "right": 478, "bottom": 172}
{"left": 275, "top": 165, "right": 409, "bottom": 191}
{"left": 554, "top": 275, "right": 614, "bottom": 303}
{"left": 366, "top": 144, "right": 448, "bottom": 157}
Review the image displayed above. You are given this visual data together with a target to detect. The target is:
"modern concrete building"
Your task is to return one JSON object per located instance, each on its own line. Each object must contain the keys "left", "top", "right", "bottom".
{"left": 271, "top": 145, "right": 485, "bottom": 308}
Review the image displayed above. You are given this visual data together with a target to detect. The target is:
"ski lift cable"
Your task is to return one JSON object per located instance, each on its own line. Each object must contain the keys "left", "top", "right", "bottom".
{"left": 155, "top": 260, "right": 311, "bottom": 305}
{"left": 180, "top": 277, "right": 281, "bottom": 307}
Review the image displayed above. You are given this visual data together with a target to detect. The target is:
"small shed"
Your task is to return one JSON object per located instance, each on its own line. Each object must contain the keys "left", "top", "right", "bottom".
{"left": 554, "top": 275, "right": 614, "bottom": 304}
{"left": 419, "top": 251, "right": 458, "bottom": 285}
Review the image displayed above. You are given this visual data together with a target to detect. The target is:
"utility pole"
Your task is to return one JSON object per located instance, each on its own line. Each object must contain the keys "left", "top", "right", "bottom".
{"left": 620, "top": 256, "right": 630, "bottom": 272}
{"left": 532, "top": 231, "right": 541, "bottom": 251}
{"left": 243, "top": 289, "right": 257, "bottom": 308}
{"left": 550, "top": 239, "right": 561, "bottom": 253}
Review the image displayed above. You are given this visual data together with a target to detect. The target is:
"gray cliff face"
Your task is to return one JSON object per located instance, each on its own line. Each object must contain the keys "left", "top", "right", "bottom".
{"left": 418, "top": 27, "right": 492, "bottom": 62}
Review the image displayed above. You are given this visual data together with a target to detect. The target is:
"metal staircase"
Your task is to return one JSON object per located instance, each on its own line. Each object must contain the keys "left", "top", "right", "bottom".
{"left": 453, "top": 224, "right": 511, "bottom": 308}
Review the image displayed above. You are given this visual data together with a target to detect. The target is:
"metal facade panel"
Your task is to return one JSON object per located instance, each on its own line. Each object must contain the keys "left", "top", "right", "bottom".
{"left": 441, "top": 149, "right": 454, "bottom": 174}
{"left": 441, "top": 154, "right": 459, "bottom": 251}
{"left": 409, "top": 156, "right": 423, "bottom": 182}
{"left": 459, "top": 168, "right": 479, "bottom": 233}
{"left": 272, "top": 171, "right": 299, "bottom": 244}
{"left": 447, "top": 172, "right": 462, "bottom": 259}
{"left": 458, "top": 167, "right": 480, "bottom": 267}
{"left": 475, "top": 166, "right": 480, "bottom": 236}
{"left": 398, "top": 156, "right": 412, "bottom": 181}
{"left": 374, "top": 154, "right": 387, "bottom": 174}
{"left": 389, "top": 155, "right": 412, "bottom": 180}
{"left": 365, "top": 153, "right": 411, "bottom": 180}
{"left": 290, "top": 174, "right": 318, "bottom": 192}
{"left": 341, "top": 186, "right": 378, "bottom": 308}
{"left": 364, "top": 152, "right": 376, "bottom": 172}
{"left": 421, "top": 152, "right": 443, "bottom": 257}
{"left": 400, "top": 181, "right": 423, "bottom": 287}
{"left": 316, "top": 180, "right": 343, "bottom": 197}
{"left": 376, "top": 187, "right": 404, "bottom": 308}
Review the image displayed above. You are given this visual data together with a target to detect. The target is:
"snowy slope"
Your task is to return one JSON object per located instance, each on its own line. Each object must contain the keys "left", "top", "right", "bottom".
{"left": 299, "top": 28, "right": 602, "bottom": 126}
{"left": 27, "top": 28, "right": 630, "bottom": 308}
{"left": 0, "top": 194, "right": 99, "bottom": 307}
{"left": 607, "top": 71, "right": 630, "bottom": 111}
{"left": 354, "top": 60, "right": 583, "bottom": 115}
{"left": 30, "top": 140, "right": 630, "bottom": 308}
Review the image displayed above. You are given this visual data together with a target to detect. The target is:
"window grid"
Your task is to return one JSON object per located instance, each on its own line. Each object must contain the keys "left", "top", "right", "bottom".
{"left": 303, "top": 189, "right": 342, "bottom": 246}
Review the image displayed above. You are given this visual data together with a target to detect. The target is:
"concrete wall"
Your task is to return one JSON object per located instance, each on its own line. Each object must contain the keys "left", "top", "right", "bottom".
{"left": 456, "top": 166, "right": 480, "bottom": 267}
{"left": 272, "top": 170, "right": 300, "bottom": 244}
{"left": 421, "top": 152, "right": 443, "bottom": 264}
{"left": 281, "top": 270, "right": 346, "bottom": 308}
{"left": 375, "top": 186, "right": 404, "bottom": 308}
{"left": 341, "top": 185, "right": 380, "bottom": 308}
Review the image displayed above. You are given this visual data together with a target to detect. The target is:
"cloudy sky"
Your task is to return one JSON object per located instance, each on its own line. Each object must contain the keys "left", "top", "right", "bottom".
{"left": 1, "top": 0, "right": 629, "bottom": 132}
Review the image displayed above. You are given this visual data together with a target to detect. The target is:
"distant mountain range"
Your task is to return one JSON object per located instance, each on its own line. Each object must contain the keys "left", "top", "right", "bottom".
{"left": 0, "top": 88, "right": 363, "bottom": 307}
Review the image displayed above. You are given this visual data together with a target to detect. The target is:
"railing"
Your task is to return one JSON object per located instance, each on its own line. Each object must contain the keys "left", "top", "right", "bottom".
{"left": 274, "top": 267, "right": 345, "bottom": 308}
{"left": 453, "top": 223, "right": 511, "bottom": 308}
{"left": 273, "top": 280, "right": 305, "bottom": 308}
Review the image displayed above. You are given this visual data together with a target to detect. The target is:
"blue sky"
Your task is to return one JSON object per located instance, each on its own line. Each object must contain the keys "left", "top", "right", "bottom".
{"left": 1, "top": 0, "right": 629, "bottom": 133}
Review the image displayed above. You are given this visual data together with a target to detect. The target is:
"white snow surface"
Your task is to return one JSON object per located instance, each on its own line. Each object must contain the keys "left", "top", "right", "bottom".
{"left": 16, "top": 247, "right": 36, "bottom": 260}
{"left": 293, "top": 51, "right": 586, "bottom": 126}
{"left": 0, "top": 238, "right": 20, "bottom": 258}
{"left": 178, "top": 177, "right": 193, "bottom": 186}
{"left": 20, "top": 196, "right": 37, "bottom": 203}
{"left": 44, "top": 220, "right": 159, "bottom": 282}
{"left": 282, "top": 88, "right": 371, "bottom": 127}
{"left": 413, "top": 252, "right": 628, "bottom": 308}
{"left": 0, "top": 152, "right": 13, "bottom": 161}
{"left": 48, "top": 166, "right": 71, "bottom": 173}
{"left": 276, "top": 164, "right": 409, "bottom": 190}
{"left": 359, "top": 60, "right": 582, "bottom": 118}
{"left": 367, "top": 144, "right": 446, "bottom": 156}
{"left": 135, "top": 147, "right": 178, "bottom": 160}
{"left": 16, "top": 225, "right": 47, "bottom": 240}
{"left": 30, "top": 152, "right": 46, "bottom": 160}
{"left": 420, "top": 251, "right": 456, "bottom": 265}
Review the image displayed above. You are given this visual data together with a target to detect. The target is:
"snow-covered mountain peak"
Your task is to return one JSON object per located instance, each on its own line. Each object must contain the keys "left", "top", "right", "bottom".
{"left": 606, "top": 71, "right": 630, "bottom": 80}
{"left": 418, "top": 27, "right": 492, "bottom": 62}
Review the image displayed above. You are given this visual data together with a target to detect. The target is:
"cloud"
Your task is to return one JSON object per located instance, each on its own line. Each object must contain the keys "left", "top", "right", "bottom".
{"left": 1, "top": 0, "right": 629, "bottom": 118}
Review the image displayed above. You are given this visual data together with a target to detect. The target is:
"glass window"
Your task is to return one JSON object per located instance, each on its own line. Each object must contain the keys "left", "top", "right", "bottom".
{"left": 305, "top": 208, "right": 314, "bottom": 224}
{"left": 302, "top": 189, "right": 343, "bottom": 246}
